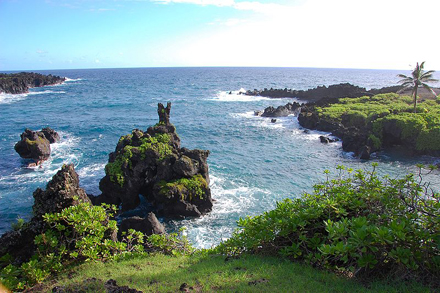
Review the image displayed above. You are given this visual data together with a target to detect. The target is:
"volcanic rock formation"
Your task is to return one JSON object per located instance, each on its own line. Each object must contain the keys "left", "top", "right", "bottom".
{"left": 14, "top": 127, "right": 60, "bottom": 165}
{"left": 94, "top": 102, "right": 213, "bottom": 218}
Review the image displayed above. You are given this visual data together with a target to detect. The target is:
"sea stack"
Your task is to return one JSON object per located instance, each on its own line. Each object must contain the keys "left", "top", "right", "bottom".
{"left": 94, "top": 102, "right": 213, "bottom": 218}
{"left": 14, "top": 127, "right": 60, "bottom": 165}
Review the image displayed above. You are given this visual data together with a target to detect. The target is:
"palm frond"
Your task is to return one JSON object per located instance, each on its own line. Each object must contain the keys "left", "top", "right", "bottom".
{"left": 421, "top": 83, "right": 438, "bottom": 97}
{"left": 399, "top": 81, "right": 414, "bottom": 87}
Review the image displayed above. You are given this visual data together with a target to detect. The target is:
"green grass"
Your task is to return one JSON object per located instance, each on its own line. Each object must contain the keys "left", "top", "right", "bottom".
{"left": 41, "top": 253, "right": 430, "bottom": 292}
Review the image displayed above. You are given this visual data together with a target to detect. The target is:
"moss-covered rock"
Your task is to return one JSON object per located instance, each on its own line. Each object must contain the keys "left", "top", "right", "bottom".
{"left": 95, "top": 103, "right": 213, "bottom": 217}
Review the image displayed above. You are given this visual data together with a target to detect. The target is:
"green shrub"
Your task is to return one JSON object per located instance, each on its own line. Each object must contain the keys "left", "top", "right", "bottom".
{"left": 146, "top": 227, "right": 195, "bottom": 256}
{"left": 0, "top": 202, "right": 144, "bottom": 291}
{"left": 217, "top": 165, "right": 440, "bottom": 281}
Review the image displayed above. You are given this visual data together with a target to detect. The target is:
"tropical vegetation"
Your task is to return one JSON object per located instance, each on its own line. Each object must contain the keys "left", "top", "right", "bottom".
{"left": 397, "top": 62, "right": 438, "bottom": 113}
{"left": 316, "top": 92, "right": 440, "bottom": 152}
{"left": 1, "top": 165, "right": 438, "bottom": 292}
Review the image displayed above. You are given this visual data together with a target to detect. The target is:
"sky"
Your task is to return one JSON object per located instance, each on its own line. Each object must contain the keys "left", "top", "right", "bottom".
{"left": 1, "top": 0, "right": 439, "bottom": 71}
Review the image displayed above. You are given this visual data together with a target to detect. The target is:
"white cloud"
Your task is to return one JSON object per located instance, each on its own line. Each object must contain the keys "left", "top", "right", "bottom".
{"left": 170, "top": 0, "right": 440, "bottom": 69}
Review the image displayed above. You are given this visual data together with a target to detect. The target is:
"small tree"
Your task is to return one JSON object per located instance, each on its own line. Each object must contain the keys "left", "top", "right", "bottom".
{"left": 397, "top": 62, "right": 438, "bottom": 113}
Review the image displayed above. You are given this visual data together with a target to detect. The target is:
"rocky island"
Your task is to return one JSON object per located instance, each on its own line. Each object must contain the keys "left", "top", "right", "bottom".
{"left": 0, "top": 72, "right": 65, "bottom": 94}
{"left": 93, "top": 102, "right": 213, "bottom": 218}
{"left": 14, "top": 127, "right": 60, "bottom": 166}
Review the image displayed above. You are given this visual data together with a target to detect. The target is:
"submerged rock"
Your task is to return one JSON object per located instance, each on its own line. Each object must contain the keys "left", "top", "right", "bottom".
{"left": 14, "top": 127, "right": 60, "bottom": 164}
{"left": 94, "top": 102, "right": 213, "bottom": 218}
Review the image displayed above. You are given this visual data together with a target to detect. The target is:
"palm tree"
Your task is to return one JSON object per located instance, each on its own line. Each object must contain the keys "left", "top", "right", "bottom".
{"left": 397, "top": 62, "right": 438, "bottom": 113}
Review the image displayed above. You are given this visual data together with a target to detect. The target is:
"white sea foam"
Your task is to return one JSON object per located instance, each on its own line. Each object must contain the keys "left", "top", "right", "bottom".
{"left": 0, "top": 90, "right": 65, "bottom": 105}
{"left": 0, "top": 92, "right": 28, "bottom": 104}
{"left": 209, "top": 90, "right": 279, "bottom": 102}
{"left": 231, "top": 111, "right": 296, "bottom": 130}
{"left": 169, "top": 172, "right": 271, "bottom": 249}
{"left": 64, "top": 77, "right": 83, "bottom": 82}
{"left": 77, "top": 163, "right": 106, "bottom": 178}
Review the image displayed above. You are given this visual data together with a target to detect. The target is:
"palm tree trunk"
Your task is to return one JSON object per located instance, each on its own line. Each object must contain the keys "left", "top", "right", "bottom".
{"left": 413, "top": 85, "right": 418, "bottom": 113}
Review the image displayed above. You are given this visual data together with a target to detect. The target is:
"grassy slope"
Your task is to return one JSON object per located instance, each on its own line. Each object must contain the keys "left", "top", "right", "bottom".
{"left": 38, "top": 253, "right": 430, "bottom": 292}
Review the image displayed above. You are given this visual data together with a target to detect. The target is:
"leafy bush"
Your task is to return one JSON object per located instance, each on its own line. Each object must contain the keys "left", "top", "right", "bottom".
{"left": 146, "top": 227, "right": 195, "bottom": 256}
{"left": 217, "top": 165, "right": 440, "bottom": 282}
{"left": 0, "top": 202, "right": 144, "bottom": 291}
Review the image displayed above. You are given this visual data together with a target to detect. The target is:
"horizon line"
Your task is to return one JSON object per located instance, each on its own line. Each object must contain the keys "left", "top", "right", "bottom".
{"left": 0, "top": 65, "right": 418, "bottom": 73}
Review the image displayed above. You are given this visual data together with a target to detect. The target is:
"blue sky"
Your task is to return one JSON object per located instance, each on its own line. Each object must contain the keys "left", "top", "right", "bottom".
{"left": 1, "top": 0, "right": 439, "bottom": 71}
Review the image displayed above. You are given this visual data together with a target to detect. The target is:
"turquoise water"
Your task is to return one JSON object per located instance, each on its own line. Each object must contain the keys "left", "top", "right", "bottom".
{"left": 1, "top": 67, "right": 439, "bottom": 247}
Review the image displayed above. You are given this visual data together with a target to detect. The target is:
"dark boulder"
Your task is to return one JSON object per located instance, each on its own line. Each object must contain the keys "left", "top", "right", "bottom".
{"left": 359, "top": 145, "right": 372, "bottom": 160}
{"left": 261, "top": 102, "right": 301, "bottom": 117}
{"left": 41, "top": 127, "right": 60, "bottom": 143}
{"left": 14, "top": 128, "right": 51, "bottom": 163}
{"left": 271, "top": 119, "right": 277, "bottom": 123}
{"left": 94, "top": 103, "right": 213, "bottom": 218}
{"left": 119, "top": 213, "right": 165, "bottom": 238}
{"left": 319, "top": 136, "right": 339, "bottom": 143}
{"left": 14, "top": 127, "right": 60, "bottom": 164}
{"left": 33, "top": 164, "right": 91, "bottom": 218}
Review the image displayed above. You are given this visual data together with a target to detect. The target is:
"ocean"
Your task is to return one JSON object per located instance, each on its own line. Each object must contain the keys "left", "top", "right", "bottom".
{"left": 1, "top": 67, "right": 439, "bottom": 248}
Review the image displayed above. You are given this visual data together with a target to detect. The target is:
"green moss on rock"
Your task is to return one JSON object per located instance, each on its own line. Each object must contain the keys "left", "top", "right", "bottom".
{"left": 158, "top": 174, "right": 208, "bottom": 201}
{"left": 105, "top": 133, "right": 173, "bottom": 187}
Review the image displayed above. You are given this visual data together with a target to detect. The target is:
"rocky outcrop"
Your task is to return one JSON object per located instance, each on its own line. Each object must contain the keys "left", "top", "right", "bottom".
{"left": 119, "top": 213, "right": 165, "bottom": 239}
{"left": 298, "top": 104, "right": 379, "bottom": 159}
{"left": 245, "top": 83, "right": 404, "bottom": 102}
{"left": 0, "top": 164, "right": 90, "bottom": 264}
{"left": 41, "top": 127, "right": 60, "bottom": 143}
{"left": 94, "top": 102, "right": 213, "bottom": 218}
{"left": 319, "top": 136, "right": 339, "bottom": 144}
{"left": 261, "top": 102, "right": 302, "bottom": 117}
{"left": 14, "top": 127, "right": 60, "bottom": 164}
{"left": 0, "top": 72, "right": 65, "bottom": 94}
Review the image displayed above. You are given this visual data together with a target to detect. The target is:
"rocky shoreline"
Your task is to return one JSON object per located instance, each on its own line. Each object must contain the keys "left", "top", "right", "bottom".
{"left": 0, "top": 72, "right": 65, "bottom": 94}
{"left": 245, "top": 83, "right": 403, "bottom": 102}
{"left": 255, "top": 83, "right": 440, "bottom": 160}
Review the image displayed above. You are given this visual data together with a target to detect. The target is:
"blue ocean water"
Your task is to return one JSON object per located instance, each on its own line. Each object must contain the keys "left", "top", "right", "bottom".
{"left": 1, "top": 67, "right": 439, "bottom": 247}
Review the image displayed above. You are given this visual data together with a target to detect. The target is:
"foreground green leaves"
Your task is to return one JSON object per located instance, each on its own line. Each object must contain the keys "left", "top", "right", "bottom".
{"left": 0, "top": 201, "right": 190, "bottom": 291}
{"left": 217, "top": 165, "right": 440, "bottom": 283}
